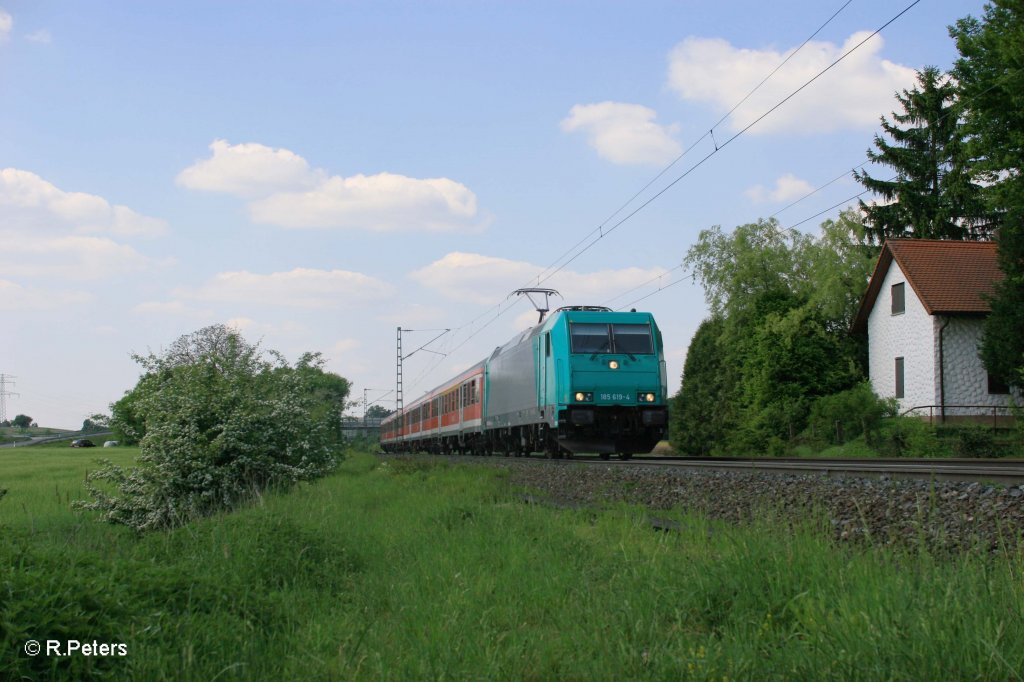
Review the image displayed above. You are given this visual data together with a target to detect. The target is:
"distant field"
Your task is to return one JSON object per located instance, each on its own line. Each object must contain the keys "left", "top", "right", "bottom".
{"left": 0, "top": 446, "right": 138, "bottom": 532}
{"left": 2, "top": 449, "right": 1023, "bottom": 680}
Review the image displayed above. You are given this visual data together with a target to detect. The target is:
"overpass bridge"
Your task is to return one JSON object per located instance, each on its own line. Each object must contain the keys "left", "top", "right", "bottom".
{"left": 340, "top": 416, "right": 383, "bottom": 439}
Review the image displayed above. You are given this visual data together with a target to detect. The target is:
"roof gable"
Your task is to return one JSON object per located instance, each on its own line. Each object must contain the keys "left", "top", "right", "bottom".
{"left": 852, "top": 239, "right": 1001, "bottom": 333}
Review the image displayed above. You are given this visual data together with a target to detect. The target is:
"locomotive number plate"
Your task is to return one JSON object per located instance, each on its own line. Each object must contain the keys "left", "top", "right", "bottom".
{"left": 599, "top": 393, "right": 633, "bottom": 402}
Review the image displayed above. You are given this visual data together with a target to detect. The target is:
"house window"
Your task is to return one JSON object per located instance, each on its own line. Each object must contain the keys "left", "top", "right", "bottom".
{"left": 895, "top": 357, "right": 905, "bottom": 399}
{"left": 988, "top": 372, "right": 1011, "bottom": 395}
{"left": 891, "top": 282, "right": 905, "bottom": 315}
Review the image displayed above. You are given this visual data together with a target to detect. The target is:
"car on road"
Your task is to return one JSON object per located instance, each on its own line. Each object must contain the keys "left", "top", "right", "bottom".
{"left": 70, "top": 439, "right": 96, "bottom": 448}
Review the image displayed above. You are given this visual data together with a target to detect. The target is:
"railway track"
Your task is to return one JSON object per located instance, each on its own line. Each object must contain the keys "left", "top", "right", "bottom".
{"left": 613, "top": 455, "right": 1024, "bottom": 485}
{"left": 384, "top": 451, "right": 1024, "bottom": 485}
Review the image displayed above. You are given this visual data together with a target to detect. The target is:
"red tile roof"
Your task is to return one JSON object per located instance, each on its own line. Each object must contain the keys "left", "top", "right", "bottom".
{"left": 852, "top": 239, "right": 1002, "bottom": 333}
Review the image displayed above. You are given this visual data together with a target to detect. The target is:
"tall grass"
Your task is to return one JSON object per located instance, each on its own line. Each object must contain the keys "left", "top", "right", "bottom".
{"left": 2, "top": 449, "right": 1022, "bottom": 680}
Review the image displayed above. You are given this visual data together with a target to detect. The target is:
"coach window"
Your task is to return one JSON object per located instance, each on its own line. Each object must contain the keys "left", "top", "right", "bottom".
{"left": 891, "top": 283, "right": 905, "bottom": 315}
{"left": 570, "top": 323, "right": 611, "bottom": 353}
{"left": 612, "top": 324, "right": 654, "bottom": 354}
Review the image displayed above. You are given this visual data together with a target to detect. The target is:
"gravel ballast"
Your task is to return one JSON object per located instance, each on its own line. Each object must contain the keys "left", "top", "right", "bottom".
{"left": 387, "top": 455, "right": 1024, "bottom": 554}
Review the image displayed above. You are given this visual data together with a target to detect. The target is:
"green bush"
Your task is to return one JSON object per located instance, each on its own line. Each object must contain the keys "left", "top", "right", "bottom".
{"left": 804, "top": 382, "right": 897, "bottom": 446}
{"left": 875, "top": 417, "right": 946, "bottom": 458}
{"left": 76, "top": 326, "right": 348, "bottom": 533}
{"left": 950, "top": 425, "right": 998, "bottom": 458}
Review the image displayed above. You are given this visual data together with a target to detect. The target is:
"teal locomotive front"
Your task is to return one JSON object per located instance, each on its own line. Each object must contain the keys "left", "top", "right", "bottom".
{"left": 484, "top": 307, "right": 668, "bottom": 459}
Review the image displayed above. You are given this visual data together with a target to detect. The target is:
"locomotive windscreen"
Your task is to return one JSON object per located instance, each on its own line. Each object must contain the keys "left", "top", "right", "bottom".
{"left": 570, "top": 322, "right": 653, "bottom": 354}
{"left": 570, "top": 323, "right": 610, "bottom": 353}
{"left": 611, "top": 324, "right": 654, "bottom": 354}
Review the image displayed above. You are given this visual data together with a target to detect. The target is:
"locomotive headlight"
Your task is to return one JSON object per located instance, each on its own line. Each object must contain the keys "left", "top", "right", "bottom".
{"left": 608, "top": 360, "right": 620, "bottom": 370}
{"left": 637, "top": 392, "right": 657, "bottom": 403}
{"left": 574, "top": 392, "right": 593, "bottom": 402}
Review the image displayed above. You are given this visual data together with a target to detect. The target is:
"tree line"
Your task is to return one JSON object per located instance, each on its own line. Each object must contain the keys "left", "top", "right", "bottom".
{"left": 671, "top": 2, "right": 1024, "bottom": 455}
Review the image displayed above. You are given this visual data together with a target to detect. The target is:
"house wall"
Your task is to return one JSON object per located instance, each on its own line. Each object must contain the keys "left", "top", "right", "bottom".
{"left": 934, "top": 315, "right": 1022, "bottom": 415}
{"left": 868, "top": 261, "right": 936, "bottom": 413}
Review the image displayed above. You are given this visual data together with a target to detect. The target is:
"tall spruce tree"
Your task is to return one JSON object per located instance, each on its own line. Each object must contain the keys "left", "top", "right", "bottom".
{"left": 853, "top": 66, "right": 991, "bottom": 243}
{"left": 952, "top": 1, "right": 1024, "bottom": 386}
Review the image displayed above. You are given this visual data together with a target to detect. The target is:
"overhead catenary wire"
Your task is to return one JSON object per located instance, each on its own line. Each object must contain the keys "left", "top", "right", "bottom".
{"left": 607, "top": 176, "right": 895, "bottom": 311}
{"left": 616, "top": 276, "right": 693, "bottom": 312}
{"left": 526, "top": 0, "right": 856, "bottom": 290}
{"left": 530, "top": 0, "right": 924, "bottom": 292}
{"left": 611, "top": 64, "right": 1008, "bottom": 307}
{"left": 409, "top": 0, "right": 871, "bottom": 376}
{"left": 398, "top": 0, "right": 925, "bottom": 397}
{"left": 460, "top": 0, "right": 1002, "bottom": 331}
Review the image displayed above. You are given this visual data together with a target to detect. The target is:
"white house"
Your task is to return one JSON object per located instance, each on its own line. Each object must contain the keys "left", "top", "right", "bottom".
{"left": 852, "top": 239, "right": 1020, "bottom": 424}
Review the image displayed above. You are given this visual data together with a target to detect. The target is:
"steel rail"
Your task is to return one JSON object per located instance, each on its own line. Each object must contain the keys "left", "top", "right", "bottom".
{"left": 593, "top": 455, "right": 1024, "bottom": 485}
{"left": 379, "top": 450, "right": 1024, "bottom": 484}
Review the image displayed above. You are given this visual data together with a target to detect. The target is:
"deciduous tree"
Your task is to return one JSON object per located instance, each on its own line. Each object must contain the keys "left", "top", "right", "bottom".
{"left": 677, "top": 213, "right": 873, "bottom": 453}
{"left": 671, "top": 316, "right": 734, "bottom": 456}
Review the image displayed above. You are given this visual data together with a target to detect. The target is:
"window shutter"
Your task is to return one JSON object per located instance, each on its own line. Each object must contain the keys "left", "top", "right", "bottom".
{"left": 895, "top": 357, "right": 905, "bottom": 399}
{"left": 891, "top": 283, "right": 905, "bottom": 315}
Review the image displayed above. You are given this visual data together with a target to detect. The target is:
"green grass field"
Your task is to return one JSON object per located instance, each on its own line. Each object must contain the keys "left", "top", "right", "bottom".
{"left": 2, "top": 447, "right": 1023, "bottom": 680}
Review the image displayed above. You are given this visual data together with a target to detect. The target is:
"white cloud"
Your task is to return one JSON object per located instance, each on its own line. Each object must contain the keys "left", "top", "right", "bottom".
{"left": 178, "top": 140, "right": 485, "bottom": 233}
{"left": 133, "top": 300, "right": 213, "bottom": 318}
{"left": 0, "top": 167, "right": 168, "bottom": 311}
{"left": 561, "top": 102, "right": 682, "bottom": 165}
{"left": 375, "top": 303, "right": 447, "bottom": 327}
{"left": 0, "top": 10, "right": 11, "bottom": 44}
{"left": 0, "top": 235, "right": 170, "bottom": 280}
{"left": 331, "top": 338, "right": 361, "bottom": 355}
{"left": 224, "top": 317, "right": 256, "bottom": 332}
{"left": 25, "top": 29, "right": 50, "bottom": 44}
{"left": 410, "top": 252, "right": 669, "bottom": 306}
{"left": 409, "top": 252, "right": 535, "bottom": 305}
{"left": 0, "top": 168, "right": 167, "bottom": 237}
{"left": 179, "top": 267, "right": 395, "bottom": 309}
{"left": 667, "top": 32, "right": 917, "bottom": 135}
{"left": 0, "top": 279, "right": 92, "bottom": 310}
{"left": 512, "top": 309, "right": 542, "bottom": 331}
{"left": 250, "top": 172, "right": 482, "bottom": 232}
{"left": 745, "top": 173, "right": 815, "bottom": 203}
{"left": 176, "top": 139, "right": 322, "bottom": 197}
{"left": 225, "top": 317, "right": 308, "bottom": 337}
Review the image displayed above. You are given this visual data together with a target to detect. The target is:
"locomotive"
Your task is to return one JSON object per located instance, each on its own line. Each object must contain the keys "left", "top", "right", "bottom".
{"left": 380, "top": 306, "right": 669, "bottom": 460}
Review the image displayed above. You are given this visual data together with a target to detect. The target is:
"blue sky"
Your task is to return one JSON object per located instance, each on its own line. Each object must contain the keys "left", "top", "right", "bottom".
{"left": 1, "top": 0, "right": 986, "bottom": 428}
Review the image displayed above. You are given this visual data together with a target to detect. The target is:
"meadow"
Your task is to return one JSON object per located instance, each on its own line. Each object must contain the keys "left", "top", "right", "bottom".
{"left": 2, "top": 445, "right": 1023, "bottom": 680}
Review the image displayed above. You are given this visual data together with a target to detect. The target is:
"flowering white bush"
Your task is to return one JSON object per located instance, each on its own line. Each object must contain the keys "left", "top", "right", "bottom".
{"left": 77, "top": 326, "right": 348, "bottom": 532}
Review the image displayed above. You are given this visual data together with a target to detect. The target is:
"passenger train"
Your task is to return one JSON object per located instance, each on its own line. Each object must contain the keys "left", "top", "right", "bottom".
{"left": 380, "top": 306, "right": 668, "bottom": 459}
